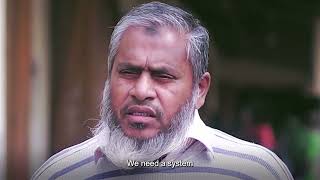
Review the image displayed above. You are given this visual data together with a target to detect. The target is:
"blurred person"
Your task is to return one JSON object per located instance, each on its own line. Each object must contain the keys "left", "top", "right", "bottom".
{"left": 32, "top": 2, "right": 293, "bottom": 180}
{"left": 238, "top": 108, "right": 276, "bottom": 151}
{"left": 255, "top": 122, "right": 277, "bottom": 151}
{"left": 238, "top": 107, "right": 258, "bottom": 142}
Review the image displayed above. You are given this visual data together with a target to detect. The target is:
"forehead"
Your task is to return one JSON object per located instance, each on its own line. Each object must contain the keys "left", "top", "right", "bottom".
{"left": 115, "top": 26, "right": 189, "bottom": 67}
{"left": 121, "top": 26, "right": 187, "bottom": 48}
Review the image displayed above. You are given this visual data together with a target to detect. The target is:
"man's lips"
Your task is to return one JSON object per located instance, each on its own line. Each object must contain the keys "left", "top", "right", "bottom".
{"left": 124, "top": 105, "right": 158, "bottom": 126}
{"left": 126, "top": 105, "right": 157, "bottom": 118}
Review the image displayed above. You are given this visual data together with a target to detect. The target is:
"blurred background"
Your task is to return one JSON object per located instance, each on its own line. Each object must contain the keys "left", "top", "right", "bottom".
{"left": 1, "top": 0, "right": 320, "bottom": 179}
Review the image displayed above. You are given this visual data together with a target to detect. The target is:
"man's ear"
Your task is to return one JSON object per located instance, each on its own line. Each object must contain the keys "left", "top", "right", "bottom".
{"left": 196, "top": 72, "right": 211, "bottom": 109}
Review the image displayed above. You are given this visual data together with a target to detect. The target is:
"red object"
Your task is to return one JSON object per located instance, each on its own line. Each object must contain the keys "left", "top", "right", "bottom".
{"left": 256, "top": 123, "right": 277, "bottom": 150}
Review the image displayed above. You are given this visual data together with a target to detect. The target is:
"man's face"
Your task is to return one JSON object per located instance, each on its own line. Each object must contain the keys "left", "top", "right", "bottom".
{"left": 110, "top": 26, "right": 193, "bottom": 139}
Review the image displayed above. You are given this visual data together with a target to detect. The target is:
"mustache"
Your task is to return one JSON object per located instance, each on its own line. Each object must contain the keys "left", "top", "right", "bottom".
{"left": 120, "top": 99, "right": 163, "bottom": 120}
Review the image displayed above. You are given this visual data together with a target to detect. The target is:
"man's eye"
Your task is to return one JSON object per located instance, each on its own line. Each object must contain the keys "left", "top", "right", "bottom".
{"left": 154, "top": 73, "right": 174, "bottom": 80}
{"left": 119, "top": 70, "right": 138, "bottom": 75}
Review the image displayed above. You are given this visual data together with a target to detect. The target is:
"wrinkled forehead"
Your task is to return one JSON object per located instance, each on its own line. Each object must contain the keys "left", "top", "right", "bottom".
{"left": 107, "top": 24, "right": 192, "bottom": 76}
{"left": 118, "top": 26, "right": 189, "bottom": 60}
{"left": 126, "top": 25, "right": 188, "bottom": 41}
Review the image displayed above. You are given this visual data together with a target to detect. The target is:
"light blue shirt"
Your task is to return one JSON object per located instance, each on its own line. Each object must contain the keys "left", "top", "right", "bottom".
{"left": 32, "top": 110, "right": 293, "bottom": 180}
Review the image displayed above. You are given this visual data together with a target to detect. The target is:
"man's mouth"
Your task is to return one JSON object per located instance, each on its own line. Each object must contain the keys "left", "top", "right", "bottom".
{"left": 128, "top": 112, "right": 155, "bottom": 117}
{"left": 124, "top": 105, "right": 158, "bottom": 129}
{"left": 126, "top": 106, "right": 157, "bottom": 118}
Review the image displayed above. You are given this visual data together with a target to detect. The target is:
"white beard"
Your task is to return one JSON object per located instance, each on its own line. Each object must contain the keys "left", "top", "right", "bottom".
{"left": 93, "top": 80, "right": 197, "bottom": 169}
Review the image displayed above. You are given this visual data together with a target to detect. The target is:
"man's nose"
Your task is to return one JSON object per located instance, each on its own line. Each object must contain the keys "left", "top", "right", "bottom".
{"left": 129, "top": 73, "right": 156, "bottom": 101}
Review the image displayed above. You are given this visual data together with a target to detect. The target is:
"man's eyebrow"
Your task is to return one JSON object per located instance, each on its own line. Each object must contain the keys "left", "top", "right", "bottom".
{"left": 149, "top": 67, "right": 172, "bottom": 74}
{"left": 117, "top": 62, "right": 180, "bottom": 76}
{"left": 117, "top": 63, "right": 143, "bottom": 71}
{"left": 149, "top": 66, "right": 180, "bottom": 76}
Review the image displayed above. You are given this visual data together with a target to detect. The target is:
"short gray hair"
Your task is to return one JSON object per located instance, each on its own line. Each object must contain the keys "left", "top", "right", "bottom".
{"left": 108, "top": 1, "right": 210, "bottom": 83}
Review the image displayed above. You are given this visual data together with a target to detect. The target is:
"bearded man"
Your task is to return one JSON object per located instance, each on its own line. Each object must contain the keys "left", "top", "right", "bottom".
{"left": 33, "top": 2, "right": 293, "bottom": 180}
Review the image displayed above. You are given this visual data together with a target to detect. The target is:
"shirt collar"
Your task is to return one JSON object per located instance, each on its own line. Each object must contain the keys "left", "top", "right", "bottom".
{"left": 186, "top": 109, "right": 214, "bottom": 154}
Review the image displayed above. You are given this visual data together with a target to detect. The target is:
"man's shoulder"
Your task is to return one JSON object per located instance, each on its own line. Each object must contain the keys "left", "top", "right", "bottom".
{"left": 202, "top": 126, "right": 293, "bottom": 180}
{"left": 31, "top": 137, "right": 98, "bottom": 180}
